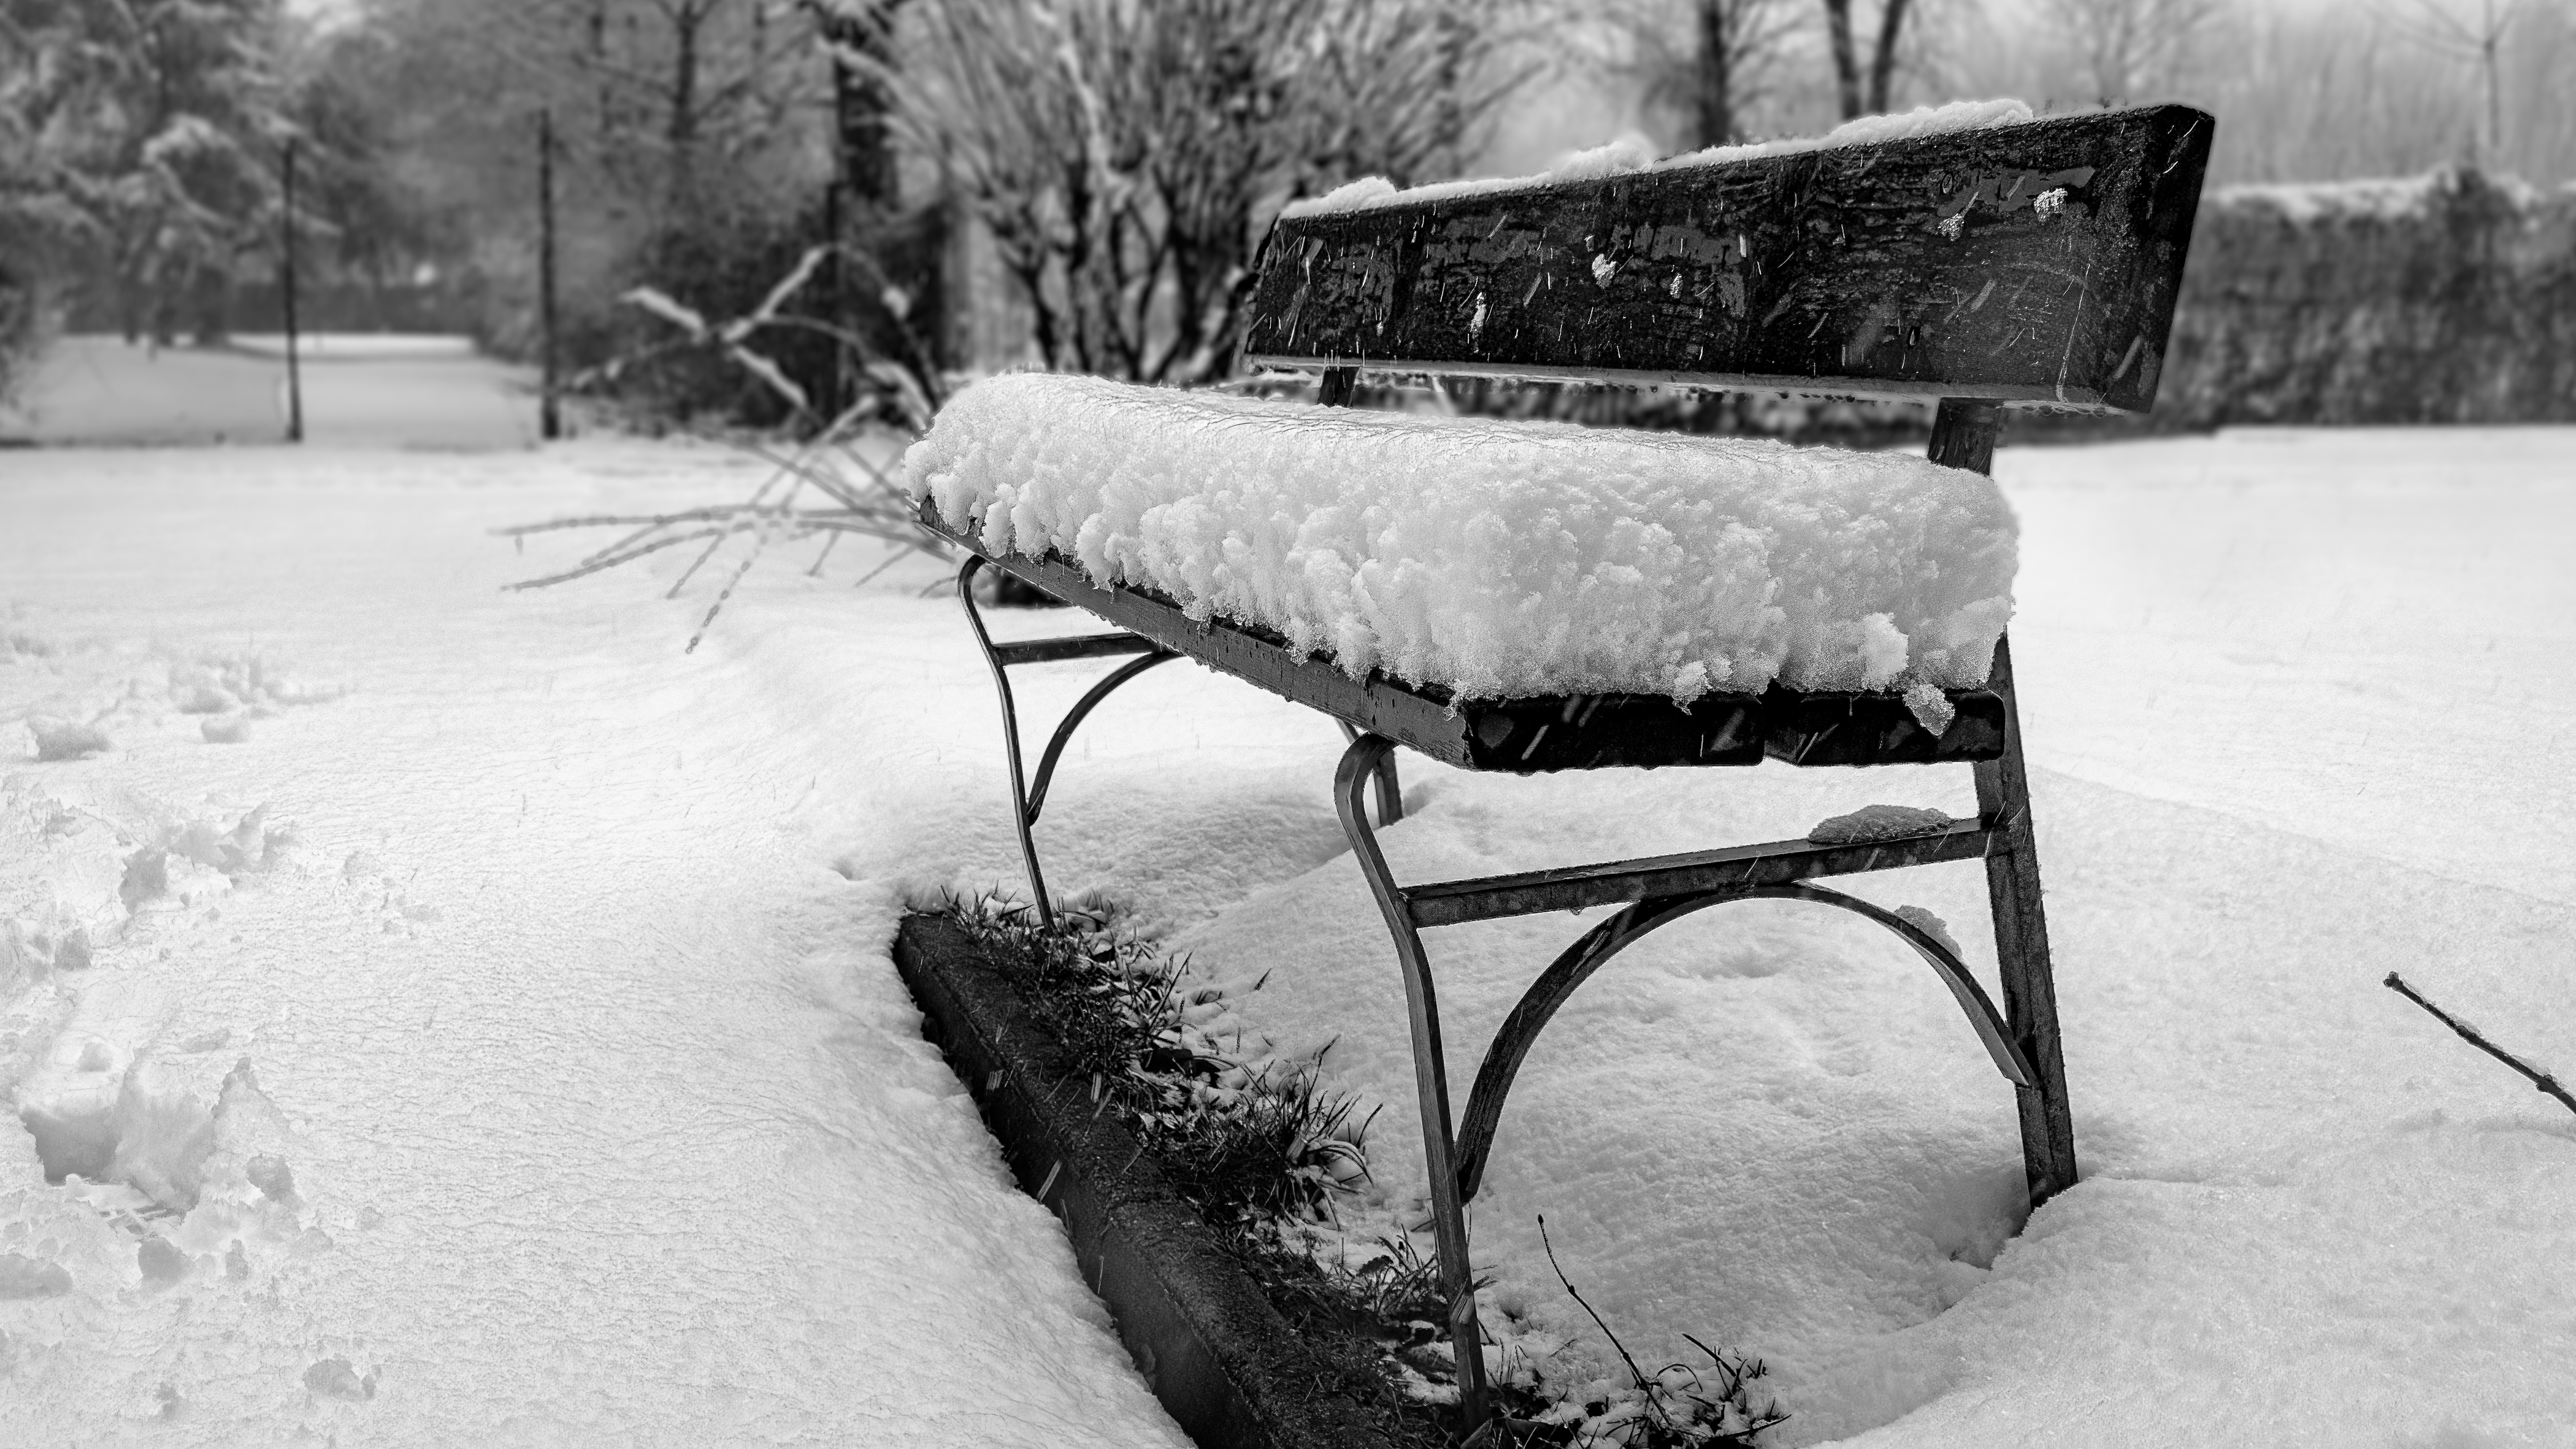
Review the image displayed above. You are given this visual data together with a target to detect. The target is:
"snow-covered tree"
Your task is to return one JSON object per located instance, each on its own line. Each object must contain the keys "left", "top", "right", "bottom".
{"left": 1, "top": 0, "right": 296, "bottom": 343}
{"left": 1820, "top": 0, "right": 1915, "bottom": 120}
{"left": 2379, "top": 0, "right": 2528, "bottom": 167}
{"left": 1574, "top": 0, "right": 1805, "bottom": 149}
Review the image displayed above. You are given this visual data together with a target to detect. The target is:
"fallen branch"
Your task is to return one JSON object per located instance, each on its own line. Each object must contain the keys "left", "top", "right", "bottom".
{"left": 504, "top": 528, "right": 727, "bottom": 591}
{"left": 2384, "top": 972, "right": 2576, "bottom": 1117}
{"left": 489, "top": 508, "right": 860, "bottom": 538}
{"left": 685, "top": 532, "right": 771, "bottom": 655}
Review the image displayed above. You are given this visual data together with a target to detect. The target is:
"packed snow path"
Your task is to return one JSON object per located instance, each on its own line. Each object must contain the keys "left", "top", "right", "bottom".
{"left": 4, "top": 425, "right": 2573, "bottom": 1445}
{"left": 1, "top": 444, "right": 1193, "bottom": 1444}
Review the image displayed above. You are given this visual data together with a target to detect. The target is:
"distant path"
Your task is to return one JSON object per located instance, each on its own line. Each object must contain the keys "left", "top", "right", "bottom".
{"left": 2, "top": 334, "right": 538, "bottom": 450}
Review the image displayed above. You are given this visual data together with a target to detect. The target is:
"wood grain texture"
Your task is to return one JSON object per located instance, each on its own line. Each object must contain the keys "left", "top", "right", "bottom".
{"left": 1244, "top": 104, "right": 2212, "bottom": 412}
{"left": 1926, "top": 396, "right": 2004, "bottom": 472}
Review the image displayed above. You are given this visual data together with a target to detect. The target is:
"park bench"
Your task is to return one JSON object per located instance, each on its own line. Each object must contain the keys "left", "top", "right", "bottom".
{"left": 913, "top": 101, "right": 2212, "bottom": 1436}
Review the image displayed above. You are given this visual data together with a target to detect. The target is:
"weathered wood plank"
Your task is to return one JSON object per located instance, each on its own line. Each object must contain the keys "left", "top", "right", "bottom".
{"left": 922, "top": 502, "right": 2004, "bottom": 774}
{"left": 925, "top": 501, "right": 1775, "bottom": 771}
{"left": 1761, "top": 686, "right": 2005, "bottom": 765}
{"left": 1244, "top": 104, "right": 2212, "bottom": 413}
{"left": 926, "top": 502, "right": 1481, "bottom": 767}
{"left": 1926, "top": 396, "right": 2004, "bottom": 473}
{"left": 1402, "top": 820, "right": 1993, "bottom": 928}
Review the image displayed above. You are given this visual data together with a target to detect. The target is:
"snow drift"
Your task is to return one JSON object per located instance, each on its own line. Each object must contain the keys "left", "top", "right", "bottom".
{"left": 905, "top": 372, "right": 2017, "bottom": 704}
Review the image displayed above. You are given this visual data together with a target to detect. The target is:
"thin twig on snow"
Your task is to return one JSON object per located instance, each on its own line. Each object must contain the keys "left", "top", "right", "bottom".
{"left": 2385, "top": 972, "right": 2576, "bottom": 1117}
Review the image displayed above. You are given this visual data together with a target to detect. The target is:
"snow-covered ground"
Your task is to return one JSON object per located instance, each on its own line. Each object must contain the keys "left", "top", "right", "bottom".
{"left": 1, "top": 336, "right": 535, "bottom": 449}
{"left": 4, "top": 423, "right": 2571, "bottom": 1445}
{"left": 1, "top": 443, "right": 1195, "bottom": 1445}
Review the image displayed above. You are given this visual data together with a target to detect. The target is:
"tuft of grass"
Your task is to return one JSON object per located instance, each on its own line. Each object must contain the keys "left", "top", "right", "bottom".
{"left": 1531, "top": 1216, "right": 1788, "bottom": 1448}
{"left": 942, "top": 893, "right": 1789, "bottom": 1448}
{"left": 943, "top": 892, "right": 1369, "bottom": 1224}
{"left": 943, "top": 892, "right": 1457, "bottom": 1441}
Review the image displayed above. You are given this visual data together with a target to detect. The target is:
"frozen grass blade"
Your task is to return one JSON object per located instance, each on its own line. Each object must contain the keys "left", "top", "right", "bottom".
{"left": 1538, "top": 1214, "right": 1653, "bottom": 1401}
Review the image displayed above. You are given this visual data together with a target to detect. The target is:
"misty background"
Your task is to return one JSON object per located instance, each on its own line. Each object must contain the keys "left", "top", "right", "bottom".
{"left": 3, "top": 0, "right": 2570, "bottom": 438}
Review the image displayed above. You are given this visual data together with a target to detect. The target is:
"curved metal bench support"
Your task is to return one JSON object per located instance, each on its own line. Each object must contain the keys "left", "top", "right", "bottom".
{"left": 958, "top": 556, "right": 1178, "bottom": 929}
{"left": 1450, "top": 882, "right": 2036, "bottom": 1202}
{"left": 1338, "top": 720, "right": 1403, "bottom": 826}
{"left": 1333, "top": 700, "right": 2067, "bottom": 1434}
{"left": 1026, "top": 650, "right": 1178, "bottom": 824}
{"left": 1333, "top": 734, "right": 1487, "bottom": 1424}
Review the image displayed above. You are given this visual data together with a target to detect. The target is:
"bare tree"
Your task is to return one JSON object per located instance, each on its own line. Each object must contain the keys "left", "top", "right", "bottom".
{"left": 860, "top": 0, "right": 1520, "bottom": 385}
{"left": 801, "top": 0, "right": 906, "bottom": 205}
{"left": 1589, "top": 0, "right": 1803, "bottom": 147}
{"left": 2039, "top": 0, "right": 2229, "bottom": 104}
{"left": 2379, "top": 0, "right": 2526, "bottom": 166}
{"left": 1820, "top": 0, "right": 1914, "bottom": 119}
{"left": 364, "top": 0, "right": 823, "bottom": 214}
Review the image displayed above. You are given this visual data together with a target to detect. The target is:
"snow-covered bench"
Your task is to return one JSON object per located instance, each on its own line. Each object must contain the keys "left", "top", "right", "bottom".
{"left": 911, "top": 99, "right": 2212, "bottom": 1434}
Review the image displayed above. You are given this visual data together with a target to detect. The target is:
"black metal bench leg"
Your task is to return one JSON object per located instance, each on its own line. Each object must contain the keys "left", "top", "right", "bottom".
{"left": 1335, "top": 733, "right": 1489, "bottom": 1434}
{"left": 957, "top": 558, "right": 1056, "bottom": 927}
{"left": 1973, "top": 637, "right": 2080, "bottom": 1209}
{"left": 955, "top": 556, "right": 1179, "bottom": 932}
{"left": 1336, "top": 720, "right": 1403, "bottom": 825}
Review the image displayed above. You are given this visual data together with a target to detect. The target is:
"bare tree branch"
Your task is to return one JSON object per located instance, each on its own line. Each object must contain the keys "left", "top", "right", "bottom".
{"left": 2039, "top": 0, "right": 2229, "bottom": 104}
{"left": 851, "top": 0, "right": 1522, "bottom": 385}
{"left": 2385, "top": 972, "right": 2576, "bottom": 1118}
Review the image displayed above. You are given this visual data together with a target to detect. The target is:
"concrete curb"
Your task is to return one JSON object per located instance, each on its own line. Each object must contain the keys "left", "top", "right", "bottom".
{"left": 892, "top": 914, "right": 1405, "bottom": 1449}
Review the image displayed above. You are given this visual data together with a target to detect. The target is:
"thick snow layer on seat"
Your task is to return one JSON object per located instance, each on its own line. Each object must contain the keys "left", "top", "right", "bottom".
{"left": 905, "top": 372, "right": 2016, "bottom": 703}
{"left": 1284, "top": 99, "right": 2034, "bottom": 218}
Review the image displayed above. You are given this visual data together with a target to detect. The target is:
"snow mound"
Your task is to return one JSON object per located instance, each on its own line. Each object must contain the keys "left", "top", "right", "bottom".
{"left": 1807, "top": 804, "right": 1959, "bottom": 844}
{"left": 906, "top": 373, "right": 2016, "bottom": 703}
{"left": 1286, "top": 99, "right": 2034, "bottom": 218}
{"left": 27, "top": 718, "right": 111, "bottom": 762}
{"left": 0, "top": 1254, "right": 73, "bottom": 1299}
{"left": 1891, "top": 903, "right": 1964, "bottom": 958}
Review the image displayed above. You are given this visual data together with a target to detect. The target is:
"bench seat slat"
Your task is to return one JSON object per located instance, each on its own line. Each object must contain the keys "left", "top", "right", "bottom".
{"left": 908, "top": 374, "right": 2019, "bottom": 710}
{"left": 922, "top": 501, "right": 2005, "bottom": 774}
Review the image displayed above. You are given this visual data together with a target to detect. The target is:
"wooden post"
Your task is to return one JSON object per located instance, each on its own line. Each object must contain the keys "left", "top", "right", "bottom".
{"left": 1926, "top": 396, "right": 2001, "bottom": 474}
{"left": 1316, "top": 365, "right": 1358, "bottom": 407}
{"left": 280, "top": 137, "right": 304, "bottom": 444}
{"left": 538, "top": 109, "right": 562, "bottom": 441}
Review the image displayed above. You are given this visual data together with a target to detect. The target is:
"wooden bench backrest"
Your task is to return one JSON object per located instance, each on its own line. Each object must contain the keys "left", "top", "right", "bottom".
{"left": 1242, "top": 104, "right": 2213, "bottom": 414}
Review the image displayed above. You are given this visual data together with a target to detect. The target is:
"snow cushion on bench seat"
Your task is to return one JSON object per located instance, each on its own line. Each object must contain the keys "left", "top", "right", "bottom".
{"left": 903, "top": 372, "right": 2017, "bottom": 710}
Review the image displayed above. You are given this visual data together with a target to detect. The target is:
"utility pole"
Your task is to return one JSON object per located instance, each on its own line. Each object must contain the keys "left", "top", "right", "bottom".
{"left": 539, "top": 108, "right": 562, "bottom": 441}
{"left": 280, "top": 136, "right": 305, "bottom": 444}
